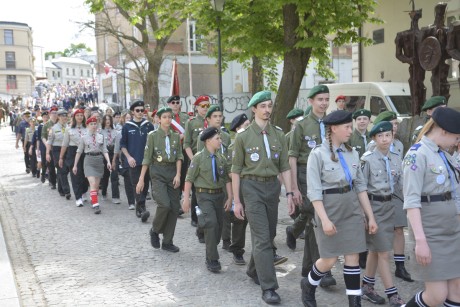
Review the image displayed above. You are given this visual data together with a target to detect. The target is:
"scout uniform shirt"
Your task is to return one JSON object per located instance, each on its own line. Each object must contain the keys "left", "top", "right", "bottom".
{"left": 231, "top": 121, "right": 290, "bottom": 177}
{"left": 186, "top": 147, "right": 229, "bottom": 189}
{"left": 41, "top": 119, "right": 55, "bottom": 141}
{"left": 349, "top": 128, "right": 369, "bottom": 158}
{"left": 142, "top": 128, "right": 183, "bottom": 165}
{"left": 361, "top": 149, "right": 402, "bottom": 196}
{"left": 62, "top": 125, "right": 87, "bottom": 147}
{"left": 184, "top": 114, "right": 205, "bottom": 155}
{"left": 100, "top": 128, "right": 118, "bottom": 152}
{"left": 24, "top": 126, "right": 35, "bottom": 144}
{"left": 77, "top": 132, "right": 108, "bottom": 154}
{"left": 196, "top": 129, "right": 231, "bottom": 155}
{"left": 289, "top": 112, "right": 323, "bottom": 164}
{"left": 47, "top": 122, "right": 68, "bottom": 147}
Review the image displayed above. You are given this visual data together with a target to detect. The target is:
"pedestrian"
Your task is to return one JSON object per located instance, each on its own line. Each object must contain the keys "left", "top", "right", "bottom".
{"left": 231, "top": 91, "right": 295, "bottom": 304}
{"left": 285, "top": 108, "right": 304, "bottom": 150}
{"left": 120, "top": 100, "right": 155, "bottom": 222}
{"left": 100, "top": 114, "right": 120, "bottom": 204}
{"left": 15, "top": 110, "right": 31, "bottom": 173}
{"left": 42, "top": 106, "right": 59, "bottom": 190}
{"left": 183, "top": 127, "right": 232, "bottom": 272}
{"left": 24, "top": 117, "right": 38, "bottom": 177}
{"left": 348, "top": 109, "right": 371, "bottom": 158}
{"left": 411, "top": 96, "right": 447, "bottom": 144}
{"left": 59, "top": 108, "right": 88, "bottom": 207}
{"left": 73, "top": 116, "right": 112, "bottom": 214}
{"left": 403, "top": 107, "right": 460, "bottom": 307}
{"left": 335, "top": 95, "right": 346, "bottom": 111}
{"left": 136, "top": 107, "right": 183, "bottom": 252}
{"left": 301, "top": 110, "right": 378, "bottom": 307}
{"left": 360, "top": 121, "right": 405, "bottom": 306}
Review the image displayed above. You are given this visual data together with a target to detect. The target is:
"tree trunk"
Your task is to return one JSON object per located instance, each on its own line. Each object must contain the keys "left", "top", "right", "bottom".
{"left": 272, "top": 4, "right": 311, "bottom": 132}
{"left": 143, "top": 39, "right": 167, "bottom": 109}
{"left": 251, "top": 56, "right": 264, "bottom": 94}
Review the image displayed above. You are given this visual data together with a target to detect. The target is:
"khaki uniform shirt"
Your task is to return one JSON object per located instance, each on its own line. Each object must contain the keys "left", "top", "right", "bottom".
{"left": 142, "top": 128, "right": 183, "bottom": 165}
{"left": 41, "top": 119, "right": 55, "bottom": 141}
{"left": 186, "top": 147, "right": 229, "bottom": 189}
{"left": 77, "top": 133, "right": 108, "bottom": 154}
{"left": 24, "top": 127, "right": 34, "bottom": 144}
{"left": 183, "top": 115, "right": 205, "bottom": 154}
{"left": 62, "top": 125, "right": 87, "bottom": 147}
{"left": 47, "top": 122, "right": 68, "bottom": 146}
{"left": 231, "top": 121, "right": 290, "bottom": 177}
{"left": 289, "top": 112, "right": 323, "bottom": 164}
{"left": 348, "top": 128, "right": 369, "bottom": 158}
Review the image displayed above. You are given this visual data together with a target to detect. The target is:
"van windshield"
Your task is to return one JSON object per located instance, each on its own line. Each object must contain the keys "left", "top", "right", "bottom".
{"left": 387, "top": 96, "right": 411, "bottom": 116}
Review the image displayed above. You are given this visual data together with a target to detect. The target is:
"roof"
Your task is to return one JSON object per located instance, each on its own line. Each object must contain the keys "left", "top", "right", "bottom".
{"left": 51, "top": 57, "right": 91, "bottom": 66}
{"left": 44, "top": 60, "right": 59, "bottom": 69}
{"left": 0, "top": 21, "right": 31, "bottom": 29}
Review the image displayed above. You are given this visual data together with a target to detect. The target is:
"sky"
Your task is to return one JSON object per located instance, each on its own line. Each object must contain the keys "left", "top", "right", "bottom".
{"left": 0, "top": 0, "right": 96, "bottom": 53}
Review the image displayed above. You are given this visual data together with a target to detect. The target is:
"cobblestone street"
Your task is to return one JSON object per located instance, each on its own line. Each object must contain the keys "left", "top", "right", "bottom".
{"left": 0, "top": 126, "right": 423, "bottom": 306}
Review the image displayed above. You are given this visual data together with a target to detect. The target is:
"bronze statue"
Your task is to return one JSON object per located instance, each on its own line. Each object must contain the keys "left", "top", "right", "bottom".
{"left": 447, "top": 20, "right": 460, "bottom": 87}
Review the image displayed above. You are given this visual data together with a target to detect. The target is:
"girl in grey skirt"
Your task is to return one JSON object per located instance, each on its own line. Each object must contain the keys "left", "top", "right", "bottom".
{"left": 301, "top": 110, "right": 378, "bottom": 307}
{"left": 73, "top": 116, "right": 111, "bottom": 214}
{"left": 403, "top": 107, "right": 460, "bottom": 307}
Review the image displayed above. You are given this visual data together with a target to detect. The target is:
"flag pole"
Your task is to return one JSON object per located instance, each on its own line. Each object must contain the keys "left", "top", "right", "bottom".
{"left": 186, "top": 17, "right": 194, "bottom": 113}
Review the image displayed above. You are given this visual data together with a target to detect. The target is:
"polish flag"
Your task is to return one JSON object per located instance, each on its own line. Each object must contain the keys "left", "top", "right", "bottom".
{"left": 104, "top": 62, "right": 112, "bottom": 75}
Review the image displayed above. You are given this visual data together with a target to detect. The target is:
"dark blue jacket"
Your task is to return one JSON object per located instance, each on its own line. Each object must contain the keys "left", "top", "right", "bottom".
{"left": 120, "top": 119, "right": 154, "bottom": 168}
{"left": 18, "top": 120, "right": 30, "bottom": 140}
{"left": 37, "top": 123, "right": 47, "bottom": 153}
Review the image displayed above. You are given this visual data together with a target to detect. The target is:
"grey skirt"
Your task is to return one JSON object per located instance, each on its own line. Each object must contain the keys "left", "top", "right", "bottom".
{"left": 393, "top": 197, "right": 408, "bottom": 227}
{"left": 314, "top": 191, "right": 366, "bottom": 258}
{"left": 366, "top": 200, "right": 394, "bottom": 252}
{"left": 83, "top": 154, "right": 104, "bottom": 178}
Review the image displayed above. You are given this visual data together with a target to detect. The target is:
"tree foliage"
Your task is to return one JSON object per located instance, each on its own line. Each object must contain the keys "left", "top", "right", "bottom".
{"left": 45, "top": 43, "right": 92, "bottom": 59}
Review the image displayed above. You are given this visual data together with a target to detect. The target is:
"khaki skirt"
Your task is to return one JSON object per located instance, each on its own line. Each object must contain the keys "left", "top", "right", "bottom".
{"left": 366, "top": 200, "right": 394, "bottom": 252}
{"left": 83, "top": 154, "right": 104, "bottom": 178}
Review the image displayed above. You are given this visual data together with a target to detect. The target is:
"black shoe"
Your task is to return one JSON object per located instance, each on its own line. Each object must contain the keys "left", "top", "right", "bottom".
{"left": 141, "top": 210, "right": 150, "bottom": 222}
{"left": 319, "top": 271, "right": 336, "bottom": 287}
{"left": 178, "top": 209, "right": 184, "bottom": 216}
{"left": 299, "top": 231, "right": 305, "bottom": 240}
{"left": 262, "top": 289, "right": 281, "bottom": 305}
{"left": 196, "top": 230, "right": 205, "bottom": 243}
{"left": 135, "top": 203, "right": 142, "bottom": 218}
{"left": 359, "top": 250, "right": 368, "bottom": 269}
{"left": 150, "top": 229, "right": 160, "bottom": 249}
{"left": 233, "top": 254, "right": 246, "bottom": 265}
{"left": 395, "top": 263, "right": 414, "bottom": 282}
{"left": 191, "top": 220, "right": 197, "bottom": 227}
{"left": 36, "top": 173, "right": 40, "bottom": 179}
{"left": 26, "top": 168, "right": 30, "bottom": 174}
{"left": 206, "top": 259, "right": 221, "bottom": 273}
{"left": 59, "top": 192, "right": 65, "bottom": 197}
{"left": 51, "top": 185, "right": 56, "bottom": 190}
{"left": 94, "top": 205, "right": 101, "bottom": 214}
{"left": 246, "top": 271, "right": 260, "bottom": 285}
{"left": 222, "top": 240, "right": 231, "bottom": 250}
{"left": 273, "top": 254, "right": 288, "bottom": 266}
{"left": 286, "top": 226, "right": 296, "bottom": 250}
{"left": 348, "top": 295, "right": 362, "bottom": 307}
{"left": 65, "top": 193, "right": 71, "bottom": 200}
{"left": 41, "top": 176, "right": 46, "bottom": 183}
{"left": 301, "top": 278, "right": 317, "bottom": 307}
{"left": 162, "top": 243, "right": 180, "bottom": 253}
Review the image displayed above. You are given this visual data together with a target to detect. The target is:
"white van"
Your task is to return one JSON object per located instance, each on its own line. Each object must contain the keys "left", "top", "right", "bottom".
{"left": 326, "top": 82, "right": 412, "bottom": 122}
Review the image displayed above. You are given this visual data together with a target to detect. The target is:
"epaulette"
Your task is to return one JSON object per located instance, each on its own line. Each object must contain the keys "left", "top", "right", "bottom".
{"left": 362, "top": 151, "right": 373, "bottom": 157}
{"left": 237, "top": 127, "right": 247, "bottom": 134}
{"left": 414, "top": 125, "right": 423, "bottom": 131}
{"left": 274, "top": 126, "right": 283, "bottom": 131}
{"left": 148, "top": 130, "right": 156, "bottom": 135}
{"left": 409, "top": 143, "right": 421, "bottom": 151}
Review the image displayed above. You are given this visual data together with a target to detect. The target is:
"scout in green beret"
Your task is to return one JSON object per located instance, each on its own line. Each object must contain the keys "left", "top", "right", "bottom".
{"left": 369, "top": 121, "right": 393, "bottom": 138}
{"left": 304, "top": 105, "right": 312, "bottom": 116}
{"left": 412, "top": 96, "right": 448, "bottom": 144}
{"left": 137, "top": 105, "right": 183, "bottom": 253}
{"left": 307, "top": 84, "right": 329, "bottom": 99}
{"left": 285, "top": 108, "right": 304, "bottom": 149}
{"left": 247, "top": 90, "right": 272, "bottom": 108}
{"left": 348, "top": 109, "right": 371, "bottom": 158}
{"left": 373, "top": 111, "right": 397, "bottom": 125}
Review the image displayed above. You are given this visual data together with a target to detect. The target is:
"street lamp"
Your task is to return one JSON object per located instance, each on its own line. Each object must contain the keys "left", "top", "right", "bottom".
{"left": 210, "top": 0, "right": 225, "bottom": 115}
{"left": 120, "top": 50, "right": 127, "bottom": 109}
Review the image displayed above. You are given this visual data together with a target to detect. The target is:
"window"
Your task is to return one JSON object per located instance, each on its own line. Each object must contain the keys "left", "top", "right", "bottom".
{"left": 370, "top": 96, "right": 387, "bottom": 116}
{"left": 343, "top": 96, "right": 366, "bottom": 113}
{"left": 189, "top": 20, "right": 202, "bottom": 52}
{"left": 373, "top": 29, "right": 384, "bottom": 44}
{"left": 58, "top": 71, "right": 60, "bottom": 78}
{"left": 7, "top": 75, "right": 17, "bottom": 90}
{"left": 66, "top": 68, "right": 69, "bottom": 75}
{"left": 52, "top": 71, "right": 55, "bottom": 77}
{"left": 67, "top": 81, "right": 70, "bottom": 85}
{"left": 81, "top": 69, "right": 83, "bottom": 77}
{"left": 72, "top": 68, "right": 75, "bottom": 76}
{"left": 4, "top": 30, "right": 13, "bottom": 45}
{"left": 387, "top": 95, "right": 412, "bottom": 116}
{"left": 87, "top": 70, "right": 90, "bottom": 77}
{"left": 5, "top": 52, "right": 15, "bottom": 69}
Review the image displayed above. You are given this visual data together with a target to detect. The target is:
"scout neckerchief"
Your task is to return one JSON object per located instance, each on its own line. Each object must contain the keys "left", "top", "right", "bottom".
{"left": 383, "top": 155, "right": 394, "bottom": 193}
{"left": 165, "top": 134, "right": 171, "bottom": 159}
{"left": 319, "top": 119, "right": 326, "bottom": 144}
{"left": 439, "top": 150, "right": 456, "bottom": 198}
{"left": 210, "top": 153, "right": 218, "bottom": 182}
{"left": 337, "top": 148, "right": 353, "bottom": 189}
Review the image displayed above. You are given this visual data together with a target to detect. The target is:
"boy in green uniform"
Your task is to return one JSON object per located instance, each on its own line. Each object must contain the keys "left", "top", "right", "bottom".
{"left": 182, "top": 127, "right": 232, "bottom": 272}
{"left": 231, "top": 91, "right": 294, "bottom": 305}
{"left": 348, "top": 109, "right": 371, "bottom": 158}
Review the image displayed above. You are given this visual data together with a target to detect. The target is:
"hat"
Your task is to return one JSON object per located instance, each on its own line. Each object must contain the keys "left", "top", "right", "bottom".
{"left": 230, "top": 113, "right": 248, "bottom": 132}
{"left": 248, "top": 91, "right": 272, "bottom": 108}
{"left": 90, "top": 106, "right": 99, "bottom": 112}
{"left": 421, "top": 96, "right": 447, "bottom": 111}
{"left": 22, "top": 110, "right": 31, "bottom": 115}
{"left": 369, "top": 121, "right": 393, "bottom": 138}
{"left": 432, "top": 107, "right": 460, "bottom": 134}
{"left": 352, "top": 109, "right": 371, "bottom": 119}
{"left": 304, "top": 105, "right": 312, "bottom": 116}
{"left": 188, "top": 112, "right": 194, "bottom": 116}
{"left": 373, "top": 111, "right": 397, "bottom": 125}
{"left": 57, "top": 109, "right": 68, "bottom": 116}
{"left": 34, "top": 105, "right": 40, "bottom": 111}
{"left": 86, "top": 116, "right": 97, "bottom": 125}
{"left": 49, "top": 106, "right": 58, "bottom": 112}
{"left": 335, "top": 95, "right": 346, "bottom": 102}
{"left": 286, "top": 108, "right": 304, "bottom": 120}
{"left": 194, "top": 95, "right": 210, "bottom": 106}
{"left": 41, "top": 111, "right": 49, "bottom": 116}
{"left": 73, "top": 109, "right": 85, "bottom": 116}
{"left": 307, "top": 85, "right": 329, "bottom": 99}
{"left": 167, "top": 95, "right": 181, "bottom": 104}
{"left": 322, "top": 110, "right": 353, "bottom": 125}
{"left": 205, "top": 105, "right": 222, "bottom": 118}
{"left": 29, "top": 117, "right": 37, "bottom": 123}
{"left": 37, "top": 116, "right": 43, "bottom": 123}
{"left": 156, "top": 107, "right": 172, "bottom": 118}
{"left": 129, "top": 100, "right": 144, "bottom": 111}
{"left": 200, "top": 127, "right": 219, "bottom": 142}
{"left": 151, "top": 109, "right": 158, "bottom": 117}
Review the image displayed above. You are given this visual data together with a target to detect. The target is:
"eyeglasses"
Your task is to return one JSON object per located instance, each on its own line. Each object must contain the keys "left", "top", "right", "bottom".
{"left": 199, "top": 103, "right": 210, "bottom": 109}
{"left": 134, "top": 108, "right": 144, "bottom": 113}
{"left": 169, "top": 101, "right": 181, "bottom": 105}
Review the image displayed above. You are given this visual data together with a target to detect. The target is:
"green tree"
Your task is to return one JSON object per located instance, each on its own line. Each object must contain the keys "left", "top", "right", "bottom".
{"left": 45, "top": 43, "right": 92, "bottom": 59}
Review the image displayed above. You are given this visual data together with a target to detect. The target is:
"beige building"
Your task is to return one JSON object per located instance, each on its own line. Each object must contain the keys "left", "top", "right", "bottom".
{"left": 0, "top": 21, "right": 35, "bottom": 100}
{"left": 358, "top": 0, "right": 460, "bottom": 108}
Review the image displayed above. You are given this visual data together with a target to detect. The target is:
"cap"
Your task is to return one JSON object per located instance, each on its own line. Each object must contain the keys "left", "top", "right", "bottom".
{"left": 432, "top": 107, "right": 460, "bottom": 134}
{"left": 369, "top": 121, "right": 393, "bottom": 138}
{"left": 304, "top": 105, "right": 312, "bottom": 116}
{"left": 73, "top": 109, "right": 85, "bottom": 116}
{"left": 248, "top": 91, "right": 272, "bottom": 108}
{"left": 151, "top": 109, "right": 158, "bottom": 117}
{"left": 230, "top": 113, "right": 248, "bottom": 132}
{"left": 167, "top": 95, "right": 181, "bottom": 104}
{"left": 129, "top": 100, "right": 144, "bottom": 111}
{"left": 307, "top": 85, "right": 329, "bottom": 99}
{"left": 86, "top": 116, "right": 97, "bottom": 125}
{"left": 352, "top": 109, "right": 371, "bottom": 119}
{"left": 286, "top": 108, "right": 304, "bottom": 120}
{"left": 156, "top": 107, "right": 172, "bottom": 118}
{"left": 373, "top": 111, "right": 397, "bottom": 125}
{"left": 200, "top": 127, "right": 219, "bottom": 142}
{"left": 205, "top": 105, "right": 222, "bottom": 118}
{"left": 57, "top": 109, "right": 68, "bottom": 116}
{"left": 335, "top": 95, "right": 346, "bottom": 102}
{"left": 194, "top": 95, "right": 210, "bottom": 106}
{"left": 322, "top": 110, "right": 353, "bottom": 125}
{"left": 421, "top": 96, "right": 447, "bottom": 111}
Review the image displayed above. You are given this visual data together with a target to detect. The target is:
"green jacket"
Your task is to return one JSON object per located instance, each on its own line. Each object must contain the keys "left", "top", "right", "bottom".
{"left": 289, "top": 112, "right": 323, "bottom": 164}
{"left": 186, "top": 147, "right": 229, "bottom": 189}
{"left": 142, "top": 128, "right": 183, "bottom": 165}
{"left": 183, "top": 115, "right": 205, "bottom": 154}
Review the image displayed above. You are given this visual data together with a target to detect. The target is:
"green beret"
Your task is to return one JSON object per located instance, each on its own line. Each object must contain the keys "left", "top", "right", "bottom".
{"left": 421, "top": 96, "right": 447, "bottom": 111}
{"left": 205, "top": 105, "right": 222, "bottom": 118}
{"left": 156, "top": 107, "right": 172, "bottom": 118}
{"left": 373, "top": 111, "right": 397, "bottom": 125}
{"left": 307, "top": 85, "right": 329, "bottom": 99}
{"left": 286, "top": 108, "right": 304, "bottom": 119}
{"left": 352, "top": 109, "right": 371, "bottom": 119}
{"left": 369, "top": 121, "right": 393, "bottom": 138}
{"left": 304, "top": 105, "right": 312, "bottom": 116}
{"left": 248, "top": 91, "right": 272, "bottom": 108}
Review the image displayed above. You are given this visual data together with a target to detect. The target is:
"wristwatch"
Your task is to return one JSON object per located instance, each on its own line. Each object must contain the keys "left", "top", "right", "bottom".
{"left": 286, "top": 192, "right": 294, "bottom": 197}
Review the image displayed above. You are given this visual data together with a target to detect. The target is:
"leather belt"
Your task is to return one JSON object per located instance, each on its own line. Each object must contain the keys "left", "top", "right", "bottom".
{"left": 323, "top": 185, "right": 353, "bottom": 195}
{"left": 421, "top": 192, "right": 452, "bottom": 203}
{"left": 196, "top": 188, "right": 223, "bottom": 194}
{"left": 155, "top": 162, "right": 176, "bottom": 166}
{"left": 241, "top": 175, "right": 277, "bottom": 182}
{"left": 86, "top": 152, "right": 102, "bottom": 156}
{"left": 368, "top": 194, "right": 392, "bottom": 202}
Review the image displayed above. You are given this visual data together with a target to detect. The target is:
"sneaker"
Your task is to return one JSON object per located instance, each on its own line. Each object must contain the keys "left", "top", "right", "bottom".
{"left": 76, "top": 199, "right": 83, "bottom": 207}
{"left": 128, "top": 204, "right": 135, "bottom": 210}
{"left": 162, "top": 243, "right": 180, "bottom": 253}
{"left": 273, "top": 254, "right": 288, "bottom": 266}
{"left": 361, "top": 284, "right": 385, "bottom": 304}
{"left": 65, "top": 193, "right": 71, "bottom": 200}
{"left": 206, "top": 259, "right": 221, "bottom": 273}
{"left": 112, "top": 198, "right": 121, "bottom": 204}
{"left": 389, "top": 294, "right": 404, "bottom": 307}
{"left": 41, "top": 176, "right": 46, "bottom": 183}
{"left": 93, "top": 205, "right": 101, "bottom": 214}
{"left": 320, "top": 271, "right": 337, "bottom": 287}
{"left": 222, "top": 240, "right": 231, "bottom": 250}
{"left": 141, "top": 210, "right": 150, "bottom": 222}
{"left": 233, "top": 254, "right": 246, "bottom": 265}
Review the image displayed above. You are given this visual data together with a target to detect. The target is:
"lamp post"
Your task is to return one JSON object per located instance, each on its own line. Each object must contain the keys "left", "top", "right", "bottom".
{"left": 210, "top": 0, "right": 225, "bottom": 114}
{"left": 120, "top": 51, "right": 127, "bottom": 109}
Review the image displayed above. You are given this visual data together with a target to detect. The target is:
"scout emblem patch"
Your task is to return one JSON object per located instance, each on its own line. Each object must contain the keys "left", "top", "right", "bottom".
{"left": 251, "top": 152, "right": 259, "bottom": 162}
{"left": 404, "top": 154, "right": 417, "bottom": 171}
